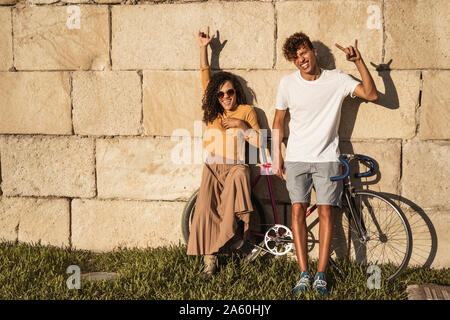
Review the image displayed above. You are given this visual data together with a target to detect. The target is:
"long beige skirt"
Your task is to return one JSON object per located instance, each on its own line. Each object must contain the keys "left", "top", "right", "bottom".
{"left": 186, "top": 162, "right": 254, "bottom": 255}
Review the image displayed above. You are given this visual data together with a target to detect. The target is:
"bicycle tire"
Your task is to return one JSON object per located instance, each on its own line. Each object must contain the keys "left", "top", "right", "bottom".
{"left": 332, "top": 190, "right": 412, "bottom": 282}
{"left": 181, "top": 188, "right": 200, "bottom": 244}
{"left": 181, "top": 188, "right": 268, "bottom": 259}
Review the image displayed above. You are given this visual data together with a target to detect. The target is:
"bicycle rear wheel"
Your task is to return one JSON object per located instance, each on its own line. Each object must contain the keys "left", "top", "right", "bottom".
{"left": 181, "top": 188, "right": 200, "bottom": 244}
{"left": 332, "top": 190, "right": 412, "bottom": 282}
{"left": 181, "top": 189, "right": 268, "bottom": 250}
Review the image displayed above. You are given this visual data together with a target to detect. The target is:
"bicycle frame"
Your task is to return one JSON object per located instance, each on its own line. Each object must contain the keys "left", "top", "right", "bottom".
{"left": 342, "top": 186, "right": 369, "bottom": 241}
{"left": 249, "top": 163, "right": 318, "bottom": 239}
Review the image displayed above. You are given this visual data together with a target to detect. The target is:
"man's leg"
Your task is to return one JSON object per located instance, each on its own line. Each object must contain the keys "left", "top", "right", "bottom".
{"left": 291, "top": 202, "right": 309, "bottom": 272}
{"left": 285, "top": 162, "right": 314, "bottom": 295}
{"left": 311, "top": 162, "right": 342, "bottom": 296}
{"left": 317, "top": 204, "right": 335, "bottom": 273}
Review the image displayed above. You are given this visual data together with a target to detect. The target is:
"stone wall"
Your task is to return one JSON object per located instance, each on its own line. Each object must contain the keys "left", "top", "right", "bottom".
{"left": 0, "top": 0, "right": 448, "bottom": 268}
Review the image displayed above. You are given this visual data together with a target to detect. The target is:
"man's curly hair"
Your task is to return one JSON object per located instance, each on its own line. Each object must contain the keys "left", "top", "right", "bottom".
{"left": 202, "top": 72, "right": 247, "bottom": 124}
{"left": 282, "top": 32, "right": 314, "bottom": 62}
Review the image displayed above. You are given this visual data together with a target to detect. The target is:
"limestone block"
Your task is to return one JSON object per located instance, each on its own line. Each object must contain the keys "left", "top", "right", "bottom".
{"left": 0, "top": 197, "right": 20, "bottom": 242}
{"left": 339, "top": 140, "right": 401, "bottom": 195}
{"left": 402, "top": 209, "right": 450, "bottom": 269}
{"left": 420, "top": 71, "right": 450, "bottom": 140}
{"left": 143, "top": 71, "right": 204, "bottom": 137}
{"left": 13, "top": 5, "right": 109, "bottom": 70}
{"left": 96, "top": 137, "right": 203, "bottom": 201}
{"left": 0, "top": 136, "right": 96, "bottom": 198}
{"left": 72, "top": 199, "right": 185, "bottom": 251}
{"left": 385, "top": 0, "right": 450, "bottom": 69}
{"left": 112, "top": 3, "right": 274, "bottom": 70}
{"left": 72, "top": 71, "right": 142, "bottom": 136}
{"left": 340, "top": 70, "right": 420, "bottom": 139}
{"left": 402, "top": 141, "right": 450, "bottom": 208}
{"left": 63, "top": 0, "right": 90, "bottom": 3}
{"left": 28, "top": 0, "right": 58, "bottom": 4}
{"left": 276, "top": 1, "right": 383, "bottom": 70}
{"left": 93, "top": 0, "right": 120, "bottom": 3}
{"left": 0, "top": 197, "right": 70, "bottom": 247}
{"left": 0, "top": 8, "right": 12, "bottom": 71}
{"left": 18, "top": 198, "right": 70, "bottom": 247}
{"left": 0, "top": 72, "right": 72, "bottom": 134}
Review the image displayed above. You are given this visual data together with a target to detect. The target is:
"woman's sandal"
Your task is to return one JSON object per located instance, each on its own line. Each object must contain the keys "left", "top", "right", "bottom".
{"left": 202, "top": 254, "right": 218, "bottom": 280}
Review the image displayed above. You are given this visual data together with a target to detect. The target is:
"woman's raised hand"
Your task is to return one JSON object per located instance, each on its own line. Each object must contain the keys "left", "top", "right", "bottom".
{"left": 198, "top": 26, "right": 215, "bottom": 48}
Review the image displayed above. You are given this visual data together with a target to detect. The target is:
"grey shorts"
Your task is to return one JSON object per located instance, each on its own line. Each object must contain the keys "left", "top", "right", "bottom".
{"left": 285, "top": 161, "right": 343, "bottom": 208}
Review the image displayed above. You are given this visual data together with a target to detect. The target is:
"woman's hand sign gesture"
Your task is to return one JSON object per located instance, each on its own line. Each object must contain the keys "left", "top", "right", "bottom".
{"left": 198, "top": 26, "right": 215, "bottom": 48}
{"left": 335, "top": 39, "right": 362, "bottom": 62}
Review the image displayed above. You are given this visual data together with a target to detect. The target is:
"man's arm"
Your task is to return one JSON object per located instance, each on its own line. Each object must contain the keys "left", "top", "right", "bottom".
{"left": 352, "top": 59, "right": 378, "bottom": 101}
{"left": 272, "top": 109, "right": 287, "bottom": 179}
{"left": 335, "top": 39, "right": 378, "bottom": 101}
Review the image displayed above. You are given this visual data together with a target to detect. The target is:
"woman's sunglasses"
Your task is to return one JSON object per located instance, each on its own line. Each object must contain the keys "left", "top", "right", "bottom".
{"left": 217, "top": 89, "right": 235, "bottom": 100}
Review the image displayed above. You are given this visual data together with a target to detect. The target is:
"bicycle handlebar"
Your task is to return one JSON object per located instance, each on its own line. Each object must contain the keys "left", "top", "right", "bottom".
{"left": 354, "top": 154, "right": 376, "bottom": 178}
{"left": 330, "top": 155, "right": 351, "bottom": 181}
{"left": 330, "top": 154, "right": 376, "bottom": 181}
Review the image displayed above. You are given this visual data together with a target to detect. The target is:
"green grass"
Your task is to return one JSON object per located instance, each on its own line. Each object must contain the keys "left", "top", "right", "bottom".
{"left": 0, "top": 241, "right": 448, "bottom": 300}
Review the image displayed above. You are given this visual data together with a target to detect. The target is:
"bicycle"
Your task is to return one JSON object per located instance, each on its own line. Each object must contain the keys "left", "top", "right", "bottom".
{"left": 181, "top": 153, "right": 412, "bottom": 282}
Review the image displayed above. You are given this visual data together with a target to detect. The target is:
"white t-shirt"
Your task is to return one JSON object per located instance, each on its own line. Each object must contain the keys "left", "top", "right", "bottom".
{"left": 275, "top": 69, "right": 360, "bottom": 162}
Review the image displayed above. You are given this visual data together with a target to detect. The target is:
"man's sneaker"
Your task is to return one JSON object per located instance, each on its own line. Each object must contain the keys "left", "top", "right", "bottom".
{"left": 313, "top": 272, "right": 329, "bottom": 296}
{"left": 292, "top": 270, "right": 312, "bottom": 296}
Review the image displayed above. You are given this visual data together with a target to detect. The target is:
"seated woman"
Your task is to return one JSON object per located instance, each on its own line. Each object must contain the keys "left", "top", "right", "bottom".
{"left": 186, "top": 27, "right": 261, "bottom": 280}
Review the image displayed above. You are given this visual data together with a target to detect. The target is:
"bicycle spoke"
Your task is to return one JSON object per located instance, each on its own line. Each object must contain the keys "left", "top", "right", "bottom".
{"left": 340, "top": 191, "right": 411, "bottom": 281}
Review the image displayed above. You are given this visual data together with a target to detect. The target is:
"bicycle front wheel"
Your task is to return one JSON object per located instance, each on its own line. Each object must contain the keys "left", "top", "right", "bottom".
{"left": 332, "top": 190, "right": 412, "bottom": 282}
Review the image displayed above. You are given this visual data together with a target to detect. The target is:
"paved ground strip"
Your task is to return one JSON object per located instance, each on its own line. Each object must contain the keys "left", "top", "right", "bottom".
{"left": 81, "top": 272, "right": 119, "bottom": 281}
{"left": 407, "top": 285, "right": 450, "bottom": 300}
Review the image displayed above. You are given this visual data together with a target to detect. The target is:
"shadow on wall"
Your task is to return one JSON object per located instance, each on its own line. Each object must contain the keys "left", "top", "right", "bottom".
{"left": 208, "top": 35, "right": 437, "bottom": 268}
{"left": 379, "top": 193, "right": 438, "bottom": 269}
{"left": 340, "top": 58, "right": 400, "bottom": 141}
{"left": 209, "top": 30, "right": 227, "bottom": 71}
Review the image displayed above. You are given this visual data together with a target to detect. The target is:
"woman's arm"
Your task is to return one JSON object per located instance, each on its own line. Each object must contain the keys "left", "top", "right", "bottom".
{"left": 198, "top": 27, "right": 214, "bottom": 92}
{"left": 221, "top": 109, "right": 261, "bottom": 147}
{"left": 244, "top": 108, "right": 261, "bottom": 148}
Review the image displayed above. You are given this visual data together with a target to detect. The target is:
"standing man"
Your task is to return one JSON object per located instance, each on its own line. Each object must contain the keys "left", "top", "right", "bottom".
{"left": 272, "top": 32, "right": 378, "bottom": 296}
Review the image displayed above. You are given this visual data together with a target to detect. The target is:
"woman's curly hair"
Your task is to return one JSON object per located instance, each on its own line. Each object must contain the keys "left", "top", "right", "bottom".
{"left": 202, "top": 72, "right": 247, "bottom": 124}
{"left": 282, "top": 32, "right": 314, "bottom": 62}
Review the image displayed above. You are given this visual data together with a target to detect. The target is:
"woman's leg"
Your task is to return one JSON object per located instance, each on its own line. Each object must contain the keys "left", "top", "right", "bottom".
{"left": 186, "top": 163, "right": 223, "bottom": 256}
{"left": 211, "top": 164, "right": 253, "bottom": 253}
{"left": 186, "top": 163, "right": 225, "bottom": 279}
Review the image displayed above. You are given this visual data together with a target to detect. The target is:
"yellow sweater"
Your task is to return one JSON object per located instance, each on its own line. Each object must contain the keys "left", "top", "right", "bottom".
{"left": 201, "top": 66, "right": 260, "bottom": 162}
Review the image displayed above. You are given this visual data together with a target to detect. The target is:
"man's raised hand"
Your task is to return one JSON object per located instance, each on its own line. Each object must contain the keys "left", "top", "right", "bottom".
{"left": 335, "top": 39, "right": 362, "bottom": 62}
